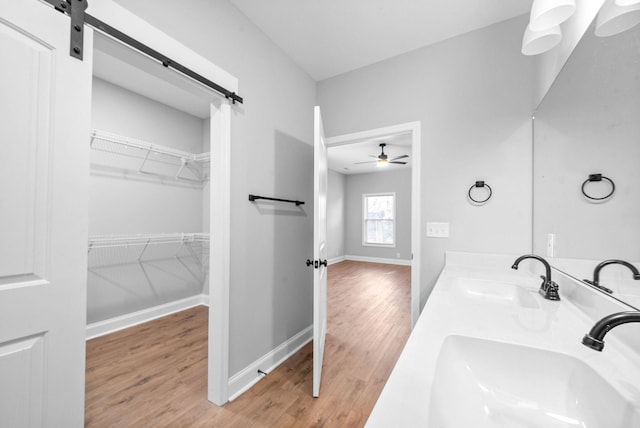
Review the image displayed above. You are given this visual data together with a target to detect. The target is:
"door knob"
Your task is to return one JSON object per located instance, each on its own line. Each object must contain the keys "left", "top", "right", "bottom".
{"left": 306, "top": 259, "right": 327, "bottom": 268}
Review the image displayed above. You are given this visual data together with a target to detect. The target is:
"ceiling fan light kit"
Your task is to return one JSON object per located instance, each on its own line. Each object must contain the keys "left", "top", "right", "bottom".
{"left": 355, "top": 143, "right": 409, "bottom": 168}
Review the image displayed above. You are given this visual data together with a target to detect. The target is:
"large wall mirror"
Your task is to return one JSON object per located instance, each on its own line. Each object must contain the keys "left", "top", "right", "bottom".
{"left": 533, "top": 8, "right": 640, "bottom": 309}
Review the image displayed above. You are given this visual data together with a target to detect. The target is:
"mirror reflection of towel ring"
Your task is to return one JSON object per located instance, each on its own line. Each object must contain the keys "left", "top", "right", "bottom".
{"left": 468, "top": 181, "right": 492, "bottom": 204}
{"left": 581, "top": 174, "right": 615, "bottom": 201}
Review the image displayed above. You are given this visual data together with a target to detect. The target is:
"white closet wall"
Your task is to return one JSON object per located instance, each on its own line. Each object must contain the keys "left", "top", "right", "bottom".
{"left": 88, "top": 77, "right": 209, "bottom": 324}
{"left": 90, "top": 77, "right": 204, "bottom": 233}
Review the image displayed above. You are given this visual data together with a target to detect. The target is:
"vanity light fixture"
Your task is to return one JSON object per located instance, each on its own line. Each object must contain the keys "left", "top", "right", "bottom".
{"left": 615, "top": 0, "right": 640, "bottom": 6}
{"left": 595, "top": 0, "right": 640, "bottom": 37}
{"left": 522, "top": 0, "right": 576, "bottom": 55}
{"left": 522, "top": 24, "right": 563, "bottom": 55}
{"left": 529, "top": 0, "right": 577, "bottom": 31}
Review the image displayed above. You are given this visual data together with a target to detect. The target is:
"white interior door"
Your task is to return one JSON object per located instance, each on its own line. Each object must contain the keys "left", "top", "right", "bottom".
{"left": 0, "top": 1, "right": 92, "bottom": 426}
{"left": 313, "top": 106, "right": 328, "bottom": 397}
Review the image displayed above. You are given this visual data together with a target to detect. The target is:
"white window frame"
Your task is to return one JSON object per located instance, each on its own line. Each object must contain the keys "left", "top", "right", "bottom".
{"left": 362, "top": 192, "right": 396, "bottom": 248}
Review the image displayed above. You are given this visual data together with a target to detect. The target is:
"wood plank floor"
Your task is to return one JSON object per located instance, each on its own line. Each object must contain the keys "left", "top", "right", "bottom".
{"left": 85, "top": 261, "right": 411, "bottom": 427}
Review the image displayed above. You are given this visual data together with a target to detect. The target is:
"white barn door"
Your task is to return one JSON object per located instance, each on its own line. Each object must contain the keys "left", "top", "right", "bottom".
{"left": 0, "top": 1, "right": 92, "bottom": 426}
{"left": 312, "top": 106, "right": 328, "bottom": 397}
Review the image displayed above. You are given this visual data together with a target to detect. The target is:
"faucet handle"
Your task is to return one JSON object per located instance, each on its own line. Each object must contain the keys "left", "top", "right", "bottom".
{"left": 538, "top": 277, "right": 561, "bottom": 301}
{"left": 546, "top": 281, "right": 561, "bottom": 301}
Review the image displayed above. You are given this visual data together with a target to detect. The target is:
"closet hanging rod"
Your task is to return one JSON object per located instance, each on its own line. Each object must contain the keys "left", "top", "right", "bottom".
{"left": 248, "top": 194, "right": 305, "bottom": 206}
{"left": 45, "top": 0, "right": 243, "bottom": 104}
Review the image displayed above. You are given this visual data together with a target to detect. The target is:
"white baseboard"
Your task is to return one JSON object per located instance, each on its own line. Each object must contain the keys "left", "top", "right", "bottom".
{"left": 328, "top": 255, "right": 346, "bottom": 265}
{"left": 86, "top": 294, "right": 209, "bottom": 340}
{"left": 345, "top": 255, "right": 412, "bottom": 266}
{"left": 200, "top": 294, "right": 210, "bottom": 307}
{"left": 227, "top": 325, "right": 313, "bottom": 401}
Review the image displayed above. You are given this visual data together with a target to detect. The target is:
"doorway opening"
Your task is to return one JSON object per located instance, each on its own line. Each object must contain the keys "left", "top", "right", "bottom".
{"left": 326, "top": 122, "right": 421, "bottom": 327}
{"left": 85, "top": 27, "right": 232, "bottom": 421}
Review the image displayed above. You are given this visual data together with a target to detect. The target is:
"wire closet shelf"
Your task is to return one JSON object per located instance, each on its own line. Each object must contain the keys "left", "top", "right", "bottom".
{"left": 87, "top": 232, "right": 209, "bottom": 250}
{"left": 88, "top": 233, "right": 209, "bottom": 264}
{"left": 90, "top": 129, "right": 210, "bottom": 182}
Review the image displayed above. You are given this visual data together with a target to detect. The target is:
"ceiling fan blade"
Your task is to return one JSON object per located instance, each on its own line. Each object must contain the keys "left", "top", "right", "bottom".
{"left": 354, "top": 161, "right": 377, "bottom": 164}
{"left": 390, "top": 155, "right": 409, "bottom": 161}
{"left": 390, "top": 161, "right": 407, "bottom": 165}
{"left": 368, "top": 155, "right": 379, "bottom": 158}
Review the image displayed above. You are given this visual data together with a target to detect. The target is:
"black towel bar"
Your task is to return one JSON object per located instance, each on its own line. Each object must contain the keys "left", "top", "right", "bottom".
{"left": 248, "top": 194, "right": 305, "bottom": 206}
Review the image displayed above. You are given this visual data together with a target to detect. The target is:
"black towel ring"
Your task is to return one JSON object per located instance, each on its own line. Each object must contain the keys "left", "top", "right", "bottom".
{"left": 468, "top": 181, "right": 492, "bottom": 204}
{"left": 581, "top": 174, "right": 615, "bottom": 201}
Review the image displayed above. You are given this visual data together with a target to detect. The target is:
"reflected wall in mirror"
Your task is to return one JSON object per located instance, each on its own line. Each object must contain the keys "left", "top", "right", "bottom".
{"left": 533, "top": 13, "right": 640, "bottom": 309}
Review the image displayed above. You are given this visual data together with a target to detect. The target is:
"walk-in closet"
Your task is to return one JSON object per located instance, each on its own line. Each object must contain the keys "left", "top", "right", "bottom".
{"left": 86, "top": 33, "right": 212, "bottom": 336}
{"left": 84, "top": 25, "right": 233, "bottom": 411}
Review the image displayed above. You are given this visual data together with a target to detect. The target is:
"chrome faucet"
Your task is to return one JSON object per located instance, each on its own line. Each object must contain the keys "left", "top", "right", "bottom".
{"left": 582, "top": 311, "right": 640, "bottom": 351}
{"left": 512, "top": 254, "right": 560, "bottom": 301}
{"left": 583, "top": 259, "right": 640, "bottom": 294}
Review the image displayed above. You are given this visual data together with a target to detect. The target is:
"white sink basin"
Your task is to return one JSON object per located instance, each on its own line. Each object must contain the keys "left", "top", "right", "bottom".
{"left": 455, "top": 278, "right": 539, "bottom": 308}
{"left": 429, "top": 335, "right": 639, "bottom": 428}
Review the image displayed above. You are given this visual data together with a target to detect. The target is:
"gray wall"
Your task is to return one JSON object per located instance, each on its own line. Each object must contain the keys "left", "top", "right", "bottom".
{"left": 327, "top": 169, "right": 346, "bottom": 261}
{"left": 89, "top": 77, "right": 207, "bottom": 323}
{"left": 318, "top": 15, "right": 535, "bottom": 308}
{"left": 113, "top": 0, "right": 317, "bottom": 376}
{"left": 345, "top": 170, "right": 411, "bottom": 261}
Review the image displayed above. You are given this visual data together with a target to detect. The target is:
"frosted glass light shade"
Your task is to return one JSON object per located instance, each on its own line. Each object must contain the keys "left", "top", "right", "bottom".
{"left": 522, "top": 24, "right": 562, "bottom": 55}
{"left": 616, "top": 0, "right": 640, "bottom": 6}
{"left": 596, "top": 0, "right": 640, "bottom": 37}
{"left": 530, "top": 0, "right": 577, "bottom": 31}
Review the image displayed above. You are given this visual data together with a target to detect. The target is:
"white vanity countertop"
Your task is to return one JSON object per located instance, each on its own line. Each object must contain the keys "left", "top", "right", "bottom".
{"left": 365, "top": 252, "right": 640, "bottom": 427}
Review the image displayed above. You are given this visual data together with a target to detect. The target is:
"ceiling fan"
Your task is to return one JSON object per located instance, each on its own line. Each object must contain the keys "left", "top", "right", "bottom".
{"left": 355, "top": 143, "right": 409, "bottom": 166}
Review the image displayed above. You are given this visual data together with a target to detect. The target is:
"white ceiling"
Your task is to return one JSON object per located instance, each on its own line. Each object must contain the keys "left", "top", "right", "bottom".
{"left": 328, "top": 132, "right": 412, "bottom": 175}
{"left": 228, "top": 0, "right": 533, "bottom": 174}
{"left": 230, "top": 0, "right": 533, "bottom": 81}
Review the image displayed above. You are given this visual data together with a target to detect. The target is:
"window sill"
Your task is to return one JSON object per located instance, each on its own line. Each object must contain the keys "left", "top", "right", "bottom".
{"left": 362, "top": 243, "right": 396, "bottom": 248}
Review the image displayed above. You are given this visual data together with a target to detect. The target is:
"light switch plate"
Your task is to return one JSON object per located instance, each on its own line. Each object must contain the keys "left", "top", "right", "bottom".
{"left": 426, "top": 222, "right": 449, "bottom": 238}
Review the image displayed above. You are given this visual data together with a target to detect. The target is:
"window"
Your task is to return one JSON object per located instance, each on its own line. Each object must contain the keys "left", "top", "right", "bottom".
{"left": 363, "top": 193, "right": 395, "bottom": 247}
